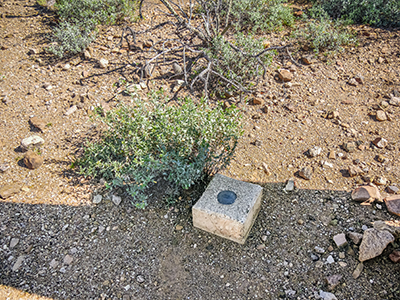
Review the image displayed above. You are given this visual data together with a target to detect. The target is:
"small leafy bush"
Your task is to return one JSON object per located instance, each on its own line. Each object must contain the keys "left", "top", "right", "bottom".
{"left": 314, "top": 0, "right": 400, "bottom": 27}
{"left": 75, "top": 92, "right": 243, "bottom": 208}
{"left": 49, "top": 0, "right": 138, "bottom": 57}
{"left": 296, "top": 6, "right": 357, "bottom": 54}
{"left": 221, "top": 0, "right": 294, "bottom": 32}
{"left": 203, "top": 33, "right": 275, "bottom": 92}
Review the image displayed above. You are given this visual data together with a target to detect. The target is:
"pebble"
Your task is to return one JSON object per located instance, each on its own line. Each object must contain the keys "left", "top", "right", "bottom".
{"left": 0, "top": 163, "right": 10, "bottom": 173}
{"left": 261, "top": 235, "right": 267, "bottom": 242}
{"left": 112, "top": 195, "right": 122, "bottom": 206}
{"left": 319, "top": 290, "right": 338, "bottom": 300}
{"left": 389, "top": 250, "right": 400, "bottom": 263}
{"left": 389, "top": 96, "right": 399, "bottom": 106}
{"left": 351, "top": 184, "right": 381, "bottom": 202}
{"left": 386, "top": 185, "right": 398, "bottom": 194}
{"left": 348, "top": 165, "right": 363, "bottom": 177}
{"left": 311, "top": 253, "right": 319, "bottom": 261}
{"left": 277, "top": 69, "right": 293, "bottom": 82}
{"left": 63, "top": 254, "right": 73, "bottom": 265}
{"left": 348, "top": 78, "right": 358, "bottom": 86}
{"left": 384, "top": 195, "right": 400, "bottom": 216}
{"left": 62, "top": 63, "right": 71, "bottom": 71}
{"left": 136, "top": 275, "right": 145, "bottom": 283}
{"left": 333, "top": 233, "right": 347, "bottom": 247}
{"left": 343, "top": 141, "right": 356, "bottom": 152}
{"left": 99, "top": 58, "right": 109, "bottom": 69}
{"left": 339, "top": 252, "right": 345, "bottom": 259}
{"left": 24, "top": 150, "right": 44, "bottom": 169}
{"left": 0, "top": 184, "right": 21, "bottom": 199}
{"left": 175, "top": 225, "right": 183, "bottom": 231}
{"left": 93, "top": 195, "right": 102, "bottom": 204}
{"left": 326, "top": 255, "right": 334, "bottom": 264}
{"left": 359, "top": 228, "right": 394, "bottom": 261}
{"left": 352, "top": 263, "right": 363, "bottom": 279}
{"left": 314, "top": 246, "right": 325, "bottom": 254}
{"left": 65, "top": 105, "right": 77, "bottom": 116}
{"left": 320, "top": 160, "right": 333, "bottom": 168}
{"left": 299, "top": 166, "right": 312, "bottom": 180}
{"left": 373, "top": 176, "right": 387, "bottom": 186}
{"left": 347, "top": 232, "right": 363, "bottom": 245}
{"left": 297, "top": 219, "right": 304, "bottom": 225}
{"left": 284, "top": 179, "right": 295, "bottom": 192}
{"left": 172, "top": 62, "right": 182, "bottom": 74}
{"left": 376, "top": 110, "right": 387, "bottom": 121}
{"left": 21, "top": 135, "right": 45, "bottom": 151}
{"left": 50, "top": 259, "right": 58, "bottom": 268}
{"left": 98, "top": 225, "right": 105, "bottom": 233}
{"left": 372, "top": 137, "right": 388, "bottom": 149}
{"left": 262, "top": 162, "right": 271, "bottom": 176}
{"left": 307, "top": 146, "right": 322, "bottom": 157}
{"left": 362, "top": 225, "right": 368, "bottom": 231}
{"left": 325, "top": 274, "right": 342, "bottom": 291}
{"left": 338, "top": 261, "right": 347, "bottom": 267}
{"left": 12, "top": 255, "right": 25, "bottom": 271}
{"left": 10, "top": 238, "right": 19, "bottom": 248}
{"left": 257, "top": 244, "right": 266, "bottom": 250}
{"left": 43, "top": 82, "right": 53, "bottom": 90}
{"left": 29, "top": 117, "right": 47, "bottom": 132}
{"left": 328, "top": 151, "right": 336, "bottom": 159}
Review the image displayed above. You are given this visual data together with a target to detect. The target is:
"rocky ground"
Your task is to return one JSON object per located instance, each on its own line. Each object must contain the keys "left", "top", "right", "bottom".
{"left": 0, "top": 0, "right": 400, "bottom": 299}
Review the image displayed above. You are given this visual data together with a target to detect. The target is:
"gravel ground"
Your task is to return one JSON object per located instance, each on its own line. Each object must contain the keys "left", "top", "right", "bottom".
{"left": 0, "top": 1, "right": 399, "bottom": 299}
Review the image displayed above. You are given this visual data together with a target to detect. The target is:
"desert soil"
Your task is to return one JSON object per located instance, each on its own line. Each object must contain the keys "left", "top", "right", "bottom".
{"left": 0, "top": 0, "right": 400, "bottom": 299}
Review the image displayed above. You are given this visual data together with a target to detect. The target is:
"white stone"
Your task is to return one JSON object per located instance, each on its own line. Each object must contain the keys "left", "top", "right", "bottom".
{"left": 93, "top": 194, "right": 102, "bottom": 204}
{"left": 319, "top": 290, "right": 338, "bottom": 300}
{"left": 333, "top": 233, "right": 347, "bottom": 247}
{"left": 99, "top": 58, "right": 109, "bottom": 69}
{"left": 192, "top": 174, "right": 263, "bottom": 244}
{"left": 65, "top": 105, "right": 77, "bottom": 116}
{"left": 326, "top": 255, "right": 334, "bottom": 264}
{"left": 112, "top": 195, "right": 122, "bottom": 206}
{"left": 21, "top": 135, "right": 44, "bottom": 151}
{"left": 9, "top": 238, "right": 19, "bottom": 248}
{"left": 314, "top": 246, "right": 325, "bottom": 254}
{"left": 62, "top": 63, "right": 71, "bottom": 71}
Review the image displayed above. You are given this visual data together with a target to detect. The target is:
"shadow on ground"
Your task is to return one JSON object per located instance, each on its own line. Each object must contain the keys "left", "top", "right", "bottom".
{"left": 1, "top": 181, "right": 399, "bottom": 300}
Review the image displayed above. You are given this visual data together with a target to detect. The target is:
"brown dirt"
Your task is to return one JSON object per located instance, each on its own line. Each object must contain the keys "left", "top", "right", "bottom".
{"left": 0, "top": 1, "right": 400, "bottom": 299}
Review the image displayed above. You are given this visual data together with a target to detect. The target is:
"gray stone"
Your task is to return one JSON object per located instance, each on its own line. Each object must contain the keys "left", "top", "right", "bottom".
{"left": 192, "top": 174, "right": 263, "bottom": 244}
{"left": 314, "top": 246, "right": 325, "bottom": 254}
{"left": 351, "top": 185, "right": 381, "bottom": 202}
{"left": 325, "top": 274, "right": 342, "bottom": 291}
{"left": 12, "top": 255, "right": 25, "bottom": 271}
{"left": 136, "top": 275, "right": 145, "bottom": 283}
{"left": 389, "top": 96, "right": 399, "bottom": 106}
{"left": 63, "top": 254, "right": 73, "bottom": 265}
{"left": 359, "top": 228, "right": 394, "bottom": 261}
{"left": 333, "top": 233, "right": 347, "bottom": 247}
{"left": 326, "top": 255, "right": 334, "bottom": 264}
{"left": 50, "top": 259, "right": 58, "bottom": 268}
{"left": 319, "top": 290, "right": 338, "bottom": 300}
{"left": 21, "top": 135, "right": 44, "bottom": 151}
{"left": 93, "top": 194, "right": 102, "bottom": 204}
{"left": 10, "top": 238, "right": 19, "bottom": 248}
{"left": 352, "top": 263, "right": 363, "bottom": 279}
{"left": 383, "top": 195, "right": 400, "bottom": 217}
{"left": 112, "top": 195, "right": 122, "bottom": 206}
{"left": 373, "top": 220, "right": 400, "bottom": 238}
{"left": 284, "top": 179, "right": 295, "bottom": 192}
{"left": 347, "top": 232, "right": 363, "bottom": 245}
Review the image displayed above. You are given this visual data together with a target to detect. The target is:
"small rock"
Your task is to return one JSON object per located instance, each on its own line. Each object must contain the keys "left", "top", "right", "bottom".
{"left": 376, "top": 154, "right": 386, "bottom": 163}
{"left": 359, "top": 228, "right": 394, "bottom": 262}
{"left": 93, "top": 194, "right": 102, "bottom": 204}
{"left": 21, "top": 135, "right": 44, "bottom": 151}
{"left": 348, "top": 165, "right": 363, "bottom": 177}
{"left": 302, "top": 55, "right": 316, "bottom": 65}
{"left": 299, "top": 166, "right": 312, "bottom": 180}
{"left": 84, "top": 50, "right": 92, "bottom": 59}
{"left": 0, "top": 184, "right": 21, "bottom": 199}
{"left": 284, "top": 179, "right": 295, "bottom": 192}
{"left": 376, "top": 110, "right": 387, "bottom": 121}
{"left": 373, "top": 220, "right": 400, "bottom": 238}
{"left": 62, "top": 63, "right": 71, "bottom": 71}
{"left": 28, "top": 48, "right": 38, "bottom": 55}
{"left": 354, "top": 75, "right": 364, "bottom": 84}
{"left": 136, "top": 275, "right": 145, "bottom": 283}
{"left": 310, "top": 253, "right": 319, "bottom": 261}
{"left": 339, "top": 252, "right": 345, "bottom": 259}
{"left": 389, "top": 96, "right": 399, "bottom": 106}
{"left": 333, "top": 233, "right": 347, "bottom": 248}
{"left": 297, "top": 219, "right": 304, "bottom": 225}
{"left": 338, "top": 261, "right": 347, "bottom": 267}
{"left": 175, "top": 225, "right": 183, "bottom": 231}
{"left": 325, "top": 274, "right": 342, "bottom": 291}
{"left": 372, "top": 137, "right": 388, "bottom": 149}
{"left": 343, "top": 141, "right": 356, "bottom": 152}
{"left": 319, "top": 290, "right": 337, "bottom": 300}
{"left": 348, "top": 232, "right": 363, "bottom": 245}
{"left": 262, "top": 162, "right": 271, "bottom": 176}
{"left": 352, "top": 263, "right": 363, "bottom": 279}
{"left": 314, "top": 246, "right": 325, "bottom": 254}
{"left": 277, "top": 69, "right": 293, "bottom": 82}
{"left": 12, "top": 255, "right": 25, "bottom": 272}
{"left": 50, "top": 259, "right": 58, "bottom": 268}
{"left": 98, "top": 225, "right": 105, "bottom": 233}
{"left": 326, "top": 255, "right": 334, "bottom": 264}
{"left": 251, "top": 98, "right": 263, "bottom": 105}
{"left": 389, "top": 250, "right": 400, "bottom": 263}
{"left": 328, "top": 151, "right": 336, "bottom": 159}
{"left": 257, "top": 244, "right": 266, "bottom": 250}
{"left": 387, "top": 185, "right": 399, "bottom": 194}
{"left": 384, "top": 195, "right": 400, "bottom": 216}
{"left": 111, "top": 194, "right": 122, "bottom": 206}
{"left": 59, "top": 267, "right": 66, "bottom": 273}
{"left": 348, "top": 78, "right": 358, "bottom": 86}
{"left": 65, "top": 105, "right": 77, "bottom": 116}
{"left": 351, "top": 185, "right": 381, "bottom": 202}
{"left": 320, "top": 160, "right": 333, "bottom": 168}
{"left": 10, "top": 238, "right": 19, "bottom": 248}
{"left": 43, "top": 82, "right": 53, "bottom": 90}
{"left": 308, "top": 146, "right": 322, "bottom": 157}
{"left": 24, "top": 150, "right": 43, "bottom": 169}
{"left": 99, "top": 58, "right": 109, "bottom": 69}
{"left": 373, "top": 176, "right": 387, "bottom": 186}
{"left": 0, "top": 163, "right": 10, "bottom": 173}
{"left": 326, "top": 110, "right": 339, "bottom": 119}
{"left": 63, "top": 254, "right": 73, "bottom": 265}
{"left": 172, "top": 62, "right": 182, "bottom": 74}
{"left": 29, "top": 117, "right": 47, "bottom": 132}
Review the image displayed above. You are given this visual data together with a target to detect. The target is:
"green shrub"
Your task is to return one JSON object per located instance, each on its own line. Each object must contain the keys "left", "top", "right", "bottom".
{"left": 296, "top": 6, "right": 357, "bottom": 54}
{"left": 203, "top": 33, "right": 275, "bottom": 92}
{"left": 49, "top": 0, "right": 138, "bottom": 57}
{"left": 222, "top": 0, "right": 294, "bottom": 32}
{"left": 314, "top": 0, "right": 400, "bottom": 27}
{"left": 75, "top": 91, "right": 243, "bottom": 208}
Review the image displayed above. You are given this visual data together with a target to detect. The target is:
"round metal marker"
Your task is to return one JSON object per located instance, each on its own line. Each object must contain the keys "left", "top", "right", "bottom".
{"left": 217, "top": 190, "right": 237, "bottom": 205}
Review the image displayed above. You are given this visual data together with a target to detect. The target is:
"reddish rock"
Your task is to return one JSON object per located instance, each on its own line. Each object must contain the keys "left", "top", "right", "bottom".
{"left": 24, "top": 150, "right": 43, "bottom": 170}
{"left": 277, "top": 69, "right": 293, "bottom": 82}
{"left": 389, "top": 250, "right": 400, "bottom": 263}
{"left": 351, "top": 185, "right": 381, "bottom": 202}
{"left": 384, "top": 195, "right": 400, "bottom": 216}
{"left": 251, "top": 98, "right": 263, "bottom": 105}
{"left": 325, "top": 274, "right": 343, "bottom": 291}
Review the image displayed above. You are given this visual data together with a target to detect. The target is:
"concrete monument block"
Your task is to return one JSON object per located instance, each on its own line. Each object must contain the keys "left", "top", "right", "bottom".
{"left": 192, "top": 174, "right": 263, "bottom": 244}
